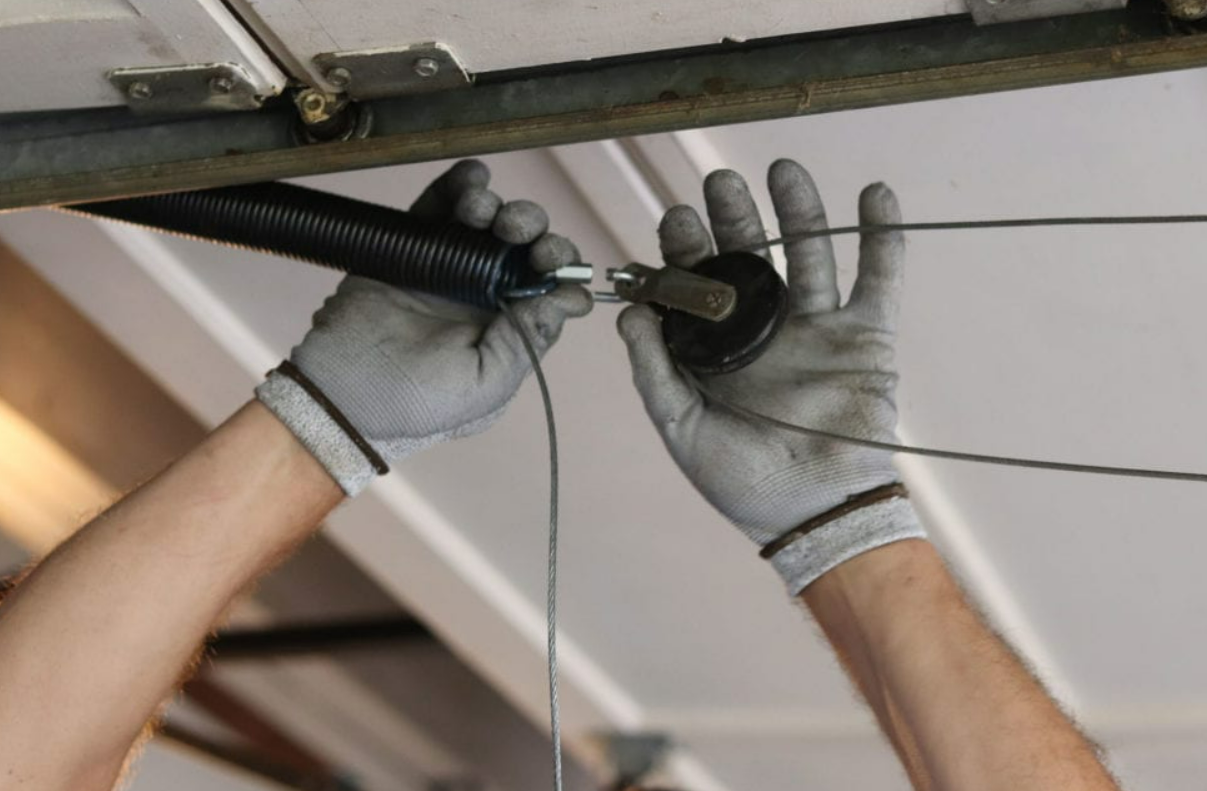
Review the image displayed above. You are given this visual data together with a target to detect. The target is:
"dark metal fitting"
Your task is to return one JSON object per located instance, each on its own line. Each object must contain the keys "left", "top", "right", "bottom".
{"left": 553, "top": 263, "right": 593, "bottom": 284}
{"left": 290, "top": 88, "right": 374, "bottom": 145}
{"left": 499, "top": 263, "right": 594, "bottom": 300}
{"left": 608, "top": 263, "right": 737, "bottom": 322}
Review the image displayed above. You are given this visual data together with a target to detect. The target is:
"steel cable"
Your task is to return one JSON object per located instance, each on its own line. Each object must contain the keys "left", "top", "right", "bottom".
{"left": 695, "top": 383, "right": 1207, "bottom": 483}
{"left": 740, "top": 215, "right": 1207, "bottom": 253}
{"left": 500, "top": 301, "right": 564, "bottom": 791}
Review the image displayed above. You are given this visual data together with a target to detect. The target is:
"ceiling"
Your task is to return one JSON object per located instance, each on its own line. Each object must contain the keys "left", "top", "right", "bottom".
{"left": 3, "top": 65, "right": 1207, "bottom": 791}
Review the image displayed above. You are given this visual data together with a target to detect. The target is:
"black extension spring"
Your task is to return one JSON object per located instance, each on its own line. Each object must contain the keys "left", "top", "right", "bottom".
{"left": 75, "top": 182, "right": 531, "bottom": 310}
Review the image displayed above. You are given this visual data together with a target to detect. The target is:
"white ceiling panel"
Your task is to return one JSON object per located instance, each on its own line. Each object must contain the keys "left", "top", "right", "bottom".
{"left": 680, "top": 734, "right": 911, "bottom": 791}
{"left": 1104, "top": 728, "right": 1207, "bottom": 791}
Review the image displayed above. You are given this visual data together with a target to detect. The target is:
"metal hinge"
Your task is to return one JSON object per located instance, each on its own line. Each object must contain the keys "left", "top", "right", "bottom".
{"left": 109, "top": 63, "right": 263, "bottom": 113}
{"left": 312, "top": 43, "right": 472, "bottom": 101}
{"left": 967, "top": 0, "right": 1128, "bottom": 25}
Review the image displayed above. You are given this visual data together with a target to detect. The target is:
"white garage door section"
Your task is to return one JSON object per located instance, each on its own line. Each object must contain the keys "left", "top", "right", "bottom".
{"left": 0, "top": 0, "right": 285, "bottom": 113}
{"left": 224, "top": 0, "right": 963, "bottom": 71}
{"left": 1, "top": 0, "right": 962, "bottom": 112}
{"left": 226, "top": 0, "right": 962, "bottom": 90}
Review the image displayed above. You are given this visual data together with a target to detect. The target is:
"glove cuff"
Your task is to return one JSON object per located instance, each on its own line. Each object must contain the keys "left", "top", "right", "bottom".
{"left": 255, "top": 367, "right": 383, "bottom": 497}
{"left": 766, "top": 491, "right": 926, "bottom": 596}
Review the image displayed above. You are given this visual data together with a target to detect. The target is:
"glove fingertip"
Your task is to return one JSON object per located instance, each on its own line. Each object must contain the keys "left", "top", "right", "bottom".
{"left": 494, "top": 200, "right": 550, "bottom": 244}
{"left": 768, "top": 157, "right": 806, "bottom": 180}
{"left": 616, "top": 303, "right": 661, "bottom": 345}
{"left": 703, "top": 168, "right": 750, "bottom": 197}
{"left": 455, "top": 187, "right": 501, "bottom": 229}
{"left": 530, "top": 233, "right": 581, "bottom": 273}
{"left": 547, "top": 283, "right": 593, "bottom": 318}
{"left": 448, "top": 158, "right": 491, "bottom": 190}
{"left": 858, "top": 182, "right": 902, "bottom": 225}
{"left": 658, "top": 205, "right": 713, "bottom": 269}
{"left": 767, "top": 158, "right": 821, "bottom": 203}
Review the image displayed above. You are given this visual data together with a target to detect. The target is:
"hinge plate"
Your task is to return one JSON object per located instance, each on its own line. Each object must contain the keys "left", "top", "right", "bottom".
{"left": 312, "top": 43, "right": 472, "bottom": 101}
{"left": 968, "top": 0, "right": 1128, "bottom": 25}
{"left": 108, "top": 63, "right": 263, "bottom": 113}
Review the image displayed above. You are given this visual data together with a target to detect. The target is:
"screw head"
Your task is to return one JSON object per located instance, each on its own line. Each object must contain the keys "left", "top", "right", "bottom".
{"left": 325, "top": 66, "right": 352, "bottom": 89}
{"left": 704, "top": 292, "right": 725, "bottom": 309}
{"left": 209, "top": 75, "right": 235, "bottom": 95}
{"left": 127, "top": 81, "right": 153, "bottom": 100}
{"left": 300, "top": 92, "right": 326, "bottom": 114}
{"left": 412, "top": 57, "right": 440, "bottom": 78}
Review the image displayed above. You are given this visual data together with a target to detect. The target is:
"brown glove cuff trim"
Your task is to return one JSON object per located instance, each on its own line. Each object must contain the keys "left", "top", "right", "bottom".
{"left": 759, "top": 483, "right": 910, "bottom": 560}
{"left": 274, "top": 360, "right": 390, "bottom": 477}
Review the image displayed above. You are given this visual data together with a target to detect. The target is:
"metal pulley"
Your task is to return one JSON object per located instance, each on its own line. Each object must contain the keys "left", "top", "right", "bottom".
{"left": 607, "top": 252, "right": 788, "bottom": 375}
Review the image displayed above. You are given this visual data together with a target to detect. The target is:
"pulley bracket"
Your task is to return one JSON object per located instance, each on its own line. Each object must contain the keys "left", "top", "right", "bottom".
{"left": 312, "top": 43, "right": 472, "bottom": 101}
{"left": 108, "top": 63, "right": 263, "bottom": 113}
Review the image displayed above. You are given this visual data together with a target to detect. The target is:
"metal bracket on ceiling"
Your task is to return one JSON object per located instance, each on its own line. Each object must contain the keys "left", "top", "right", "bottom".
{"left": 312, "top": 43, "right": 472, "bottom": 101}
{"left": 967, "top": 0, "right": 1128, "bottom": 25}
{"left": 108, "top": 63, "right": 263, "bottom": 113}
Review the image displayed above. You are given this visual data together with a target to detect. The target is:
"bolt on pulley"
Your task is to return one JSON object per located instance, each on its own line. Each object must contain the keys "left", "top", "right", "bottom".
{"left": 606, "top": 263, "right": 737, "bottom": 321}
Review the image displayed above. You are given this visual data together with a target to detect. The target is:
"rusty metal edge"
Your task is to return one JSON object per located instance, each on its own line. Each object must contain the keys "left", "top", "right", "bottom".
{"left": 4, "top": 33, "right": 1207, "bottom": 211}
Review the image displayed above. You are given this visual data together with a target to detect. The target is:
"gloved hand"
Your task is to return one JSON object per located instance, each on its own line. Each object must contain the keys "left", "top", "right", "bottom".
{"left": 618, "top": 159, "right": 925, "bottom": 595}
{"left": 257, "top": 159, "right": 592, "bottom": 496}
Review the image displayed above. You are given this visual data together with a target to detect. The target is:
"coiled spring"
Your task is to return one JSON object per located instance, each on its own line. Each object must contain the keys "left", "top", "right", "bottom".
{"left": 77, "top": 182, "right": 538, "bottom": 310}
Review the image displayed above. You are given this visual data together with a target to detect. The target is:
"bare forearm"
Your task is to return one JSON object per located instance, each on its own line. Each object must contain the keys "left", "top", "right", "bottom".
{"left": 0, "top": 401, "right": 342, "bottom": 791}
{"left": 803, "top": 539, "right": 1119, "bottom": 791}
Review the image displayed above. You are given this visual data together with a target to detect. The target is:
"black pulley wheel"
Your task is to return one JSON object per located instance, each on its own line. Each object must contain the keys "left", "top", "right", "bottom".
{"left": 662, "top": 251, "right": 788, "bottom": 375}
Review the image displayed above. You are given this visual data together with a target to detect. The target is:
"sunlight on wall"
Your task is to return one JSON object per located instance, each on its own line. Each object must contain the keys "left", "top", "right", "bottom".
{"left": 0, "top": 397, "right": 115, "bottom": 555}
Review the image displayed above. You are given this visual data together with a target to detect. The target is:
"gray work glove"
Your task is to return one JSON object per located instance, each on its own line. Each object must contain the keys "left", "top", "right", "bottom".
{"left": 257, "top": 160, "right": 592, "bottom": 496}
{"left": 618, "top": 159, "right": 925, "bottom": 595}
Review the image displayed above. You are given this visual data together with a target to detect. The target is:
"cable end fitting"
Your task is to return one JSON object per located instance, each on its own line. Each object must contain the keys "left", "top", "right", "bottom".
{"left": 554, "top": 264, "right": 594, "bottom": 284}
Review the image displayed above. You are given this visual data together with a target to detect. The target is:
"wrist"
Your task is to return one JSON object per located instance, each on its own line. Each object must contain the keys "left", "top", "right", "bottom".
{"left": 803, "top": 537, "right": 945, "bottom": 622}
{"left": 255, "top": 368, "right": 381, "bottom": 497}
{"left": 764, "top": 490, "right": 927, "bottom": 596}
{"left": 237, "top": 400, "right": 347, "bottom": 505}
